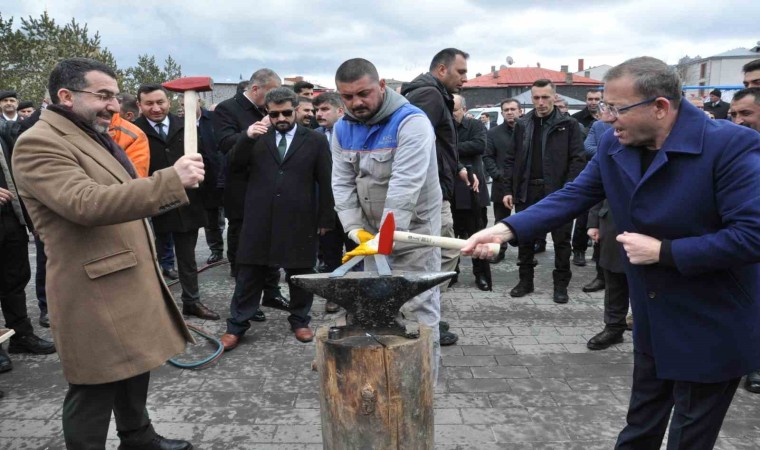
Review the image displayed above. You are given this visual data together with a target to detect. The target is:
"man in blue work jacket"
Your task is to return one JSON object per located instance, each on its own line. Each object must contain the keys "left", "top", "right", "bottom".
{"left": 463, "top": 56, "right": 760, "bottom": 450}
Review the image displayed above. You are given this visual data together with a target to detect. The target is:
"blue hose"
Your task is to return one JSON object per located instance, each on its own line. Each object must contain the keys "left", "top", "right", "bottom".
{"left": 168, "top": 324, "right": 224, "bottom": 370}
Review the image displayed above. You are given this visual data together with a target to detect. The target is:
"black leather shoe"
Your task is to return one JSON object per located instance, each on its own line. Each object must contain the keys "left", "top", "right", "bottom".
{"left": 587, "top": 328, "right": 624, "bottom": 350}
{"left": 206, "top": 251, "right": 224, "bottom": 264}
{"left": 182, "top": 302, "right": 220, "bottom": 320}
{"left": 439, "top": 321, "right": 450, "bottom": 333}
{"left": 553, "top": 286, "right": 569, "bottom": 304}
{"left": 745, "top": 371, "right": 760, "bottom": 393}
{"left": 582, "top": 277, "right": 606, "bottom": 293}
{"left": 118, "top": 434, "right": 193, "bottom": 450}
{"left": 162, "top": 267, "right": 179, "bottom": 280}
{"left": 39, "top": 311, "right": 50, "bottom": 328}
{"left": 489, "top": 250, "right": 506, "bottom": 264}
{"left": 261, "top": 294, "right": 290, "bottom": 311}
{"left": 448, "top": 274, "right": 459, "bottom": 288}
{"left": 572, "top": 250, "right": 587, "bottom": 266}
{"left": 510, "top": 281, "right": 534, "bottom": 297}
{"left": 533, "top": 241, "right": 546, "bottom": 253}
{"left": 440, "top": 329, "right": 458, "bottom": 346}
{"left": 475, "top": 274, "right": 491, "bottom": 291}
{"left": 0, "top": 347, "right": 12, "bottom": 373}
{"left": 251, "top": 310, "right": 266, "bottom": 322}
{"left": 8, "top": 334, "right": 56, "bottom": 354}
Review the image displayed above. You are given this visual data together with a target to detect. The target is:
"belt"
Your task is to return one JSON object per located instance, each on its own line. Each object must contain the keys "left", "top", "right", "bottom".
{"left": 527, "top": 179, "right": 544, "bottom": 186}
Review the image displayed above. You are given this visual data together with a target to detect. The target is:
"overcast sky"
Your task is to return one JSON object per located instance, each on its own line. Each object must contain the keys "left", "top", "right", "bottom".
{"left": 5, "top": 0, "right": 759, "bottom": 88}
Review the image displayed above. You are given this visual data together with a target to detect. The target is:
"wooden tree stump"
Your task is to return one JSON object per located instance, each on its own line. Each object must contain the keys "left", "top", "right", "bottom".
{"left": 315, "top": 325, "right": 434, "bottom": 450}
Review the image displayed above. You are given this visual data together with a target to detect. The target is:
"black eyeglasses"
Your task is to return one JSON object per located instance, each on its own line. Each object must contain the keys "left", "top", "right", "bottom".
{"left": 598, "top": 96, "right": 673, "bottom": 119}
{"left": 68, "top": 89, "right": 120, "bottom": 102}
{"left": 268, "top": 109, "right": 294, "bottom": 119}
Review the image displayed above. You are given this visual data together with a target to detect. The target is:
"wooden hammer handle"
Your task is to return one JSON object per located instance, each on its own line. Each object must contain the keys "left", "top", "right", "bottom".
{"left": 183, "top": 91, "right": 199, "bottom": 187}
{"left": 393, "top": 231, "right": 501, "bottom": 255}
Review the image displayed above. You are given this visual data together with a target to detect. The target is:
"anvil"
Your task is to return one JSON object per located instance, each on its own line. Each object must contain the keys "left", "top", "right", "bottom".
{"left": 290, "top": 271, "right": 455, "bottom": 333}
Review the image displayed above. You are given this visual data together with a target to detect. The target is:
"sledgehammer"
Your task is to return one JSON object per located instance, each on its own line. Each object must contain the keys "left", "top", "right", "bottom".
{"left": 162, "top": 76, "right": 213, "bottom": 186}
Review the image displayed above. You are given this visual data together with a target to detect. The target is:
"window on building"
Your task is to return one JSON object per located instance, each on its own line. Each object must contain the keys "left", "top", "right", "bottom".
{"left": 700, "top": 63, "right": 707, "bottom": 79}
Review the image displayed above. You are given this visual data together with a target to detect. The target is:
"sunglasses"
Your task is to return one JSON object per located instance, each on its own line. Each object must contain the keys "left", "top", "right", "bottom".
{"left": 268, "top": 109, "right": 294, "bottom": 119}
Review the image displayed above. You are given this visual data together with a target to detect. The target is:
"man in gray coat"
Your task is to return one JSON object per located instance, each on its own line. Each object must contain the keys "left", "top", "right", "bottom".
{"left": 331, "top": 58, "right": 443, "bottom": 379}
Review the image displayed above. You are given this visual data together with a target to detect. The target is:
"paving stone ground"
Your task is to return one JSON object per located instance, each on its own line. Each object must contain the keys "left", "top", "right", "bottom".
{"left": 2, "top": 222, "right": 760, "bottom": 449}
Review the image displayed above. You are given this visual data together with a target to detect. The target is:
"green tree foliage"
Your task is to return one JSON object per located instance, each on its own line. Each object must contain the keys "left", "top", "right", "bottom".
{"left": 121, "top": 54, "right": 183, "bottom": 94}
{"left": 0, "top": 13, "right": 181, "bottom": 103}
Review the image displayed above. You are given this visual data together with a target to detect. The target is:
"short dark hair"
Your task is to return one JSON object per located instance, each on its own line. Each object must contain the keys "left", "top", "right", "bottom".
{"left": 500, "top": 98, "right": 520, "bottom": 109}
{"left": 119, "top": 93, "right": 139, "bottom": 117}
{"left": 265, "top": 87, "right": 298, "bottom": 108}
{"left": 313, "top": 92, "right": 343, "bottom": 109}
{"left": 429, "top": 48, "right": 469, "bottom": 72}
{"left": 48, "top": 57, "right": 117, "bottom": 105}
{"left": 604, "top": 56, "right": 682, "bottom": 106}
{"left": 137, "top": 84, "right": 168, "bottom": 102}
{"left": 335, "top": 58, "right": 379, "bottom": 84}
{"left": 249, "top": 68, "right": 280, "bottom": 88}
{"left": 733, "top": 87, "right": 760, "bottom": 105}
{"left": 293, "top": 81, "right": 314, "bottom": 94}
{"left": 532, "top": 79, "right": 555, "bottom": 91}
{"left": 297, "top": 95, "right": 312, "bottom": 105}
{"left": 236, "top": 80, "right": 249, "bottom": 96}
{"left": 743, "top": 59, "right": 760, "bottom": 74}
{"left": 586, "top": 88, "right": 602, "bottom": 96}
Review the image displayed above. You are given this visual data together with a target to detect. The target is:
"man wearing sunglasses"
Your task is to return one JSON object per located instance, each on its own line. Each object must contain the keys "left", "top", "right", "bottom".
{"left": 464, "top": 56, "right": 760, "bottom": 449}
{"left": 219, "top": 87, "right": 334, "bottom": 349}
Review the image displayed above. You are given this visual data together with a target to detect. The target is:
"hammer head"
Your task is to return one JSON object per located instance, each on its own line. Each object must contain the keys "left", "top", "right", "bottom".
{"left": 377, "top": 212, "right": 395, "bottom": 255}
{"left": 162, "top": 76, "right": 213, "bottom": 93}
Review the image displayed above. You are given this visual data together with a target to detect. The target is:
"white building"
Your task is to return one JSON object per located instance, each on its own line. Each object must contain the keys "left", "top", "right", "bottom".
{"left": 574, "top": 64, "right": 612, "bottom": 82}
{"left": 680, "top": 44, "right": 760, "bottom": 98}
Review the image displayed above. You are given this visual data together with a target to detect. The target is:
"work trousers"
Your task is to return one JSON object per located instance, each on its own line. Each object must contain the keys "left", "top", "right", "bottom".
{"left": 439, "top": 200, "right": 458, "bottom": 292}
{"left": 616, "top": 351, "right": 740, "bottom": 450}
{"left": 62, "top": 371, "right": 156, "bottom": 449}
{"left": 515, "top": 185, "right": 572, "bottom": 286}
{"left": 155, "top": 230, "right": 200, "bottom": 306}
{"left": 0, "top": 212, "right": 33, "bottom": 337}
{"left": 227, "top": 264, "right": 314, "bottom": 335}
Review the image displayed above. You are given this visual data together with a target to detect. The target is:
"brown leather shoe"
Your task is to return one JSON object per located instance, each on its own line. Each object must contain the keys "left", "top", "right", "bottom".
{"left": 325, "top": 302, "right": 340, "bottom": 313}
{"left": 294, "top": 327, "right": 314, "bottom": 343}
{"left": 182, "top": 302, "right": 220, "bottom": 320}
{"left": 220, "top": 333, "right": 240, "bottom": 351}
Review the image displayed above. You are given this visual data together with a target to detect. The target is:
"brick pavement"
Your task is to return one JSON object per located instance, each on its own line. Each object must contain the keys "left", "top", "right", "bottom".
{"left": 1, "top": 232, "right": 760, "bottom": 449}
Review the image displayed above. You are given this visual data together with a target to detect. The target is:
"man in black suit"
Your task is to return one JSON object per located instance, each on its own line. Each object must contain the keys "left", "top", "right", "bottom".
{"left": 452, "top": 94, "right": 491, "bottom": 291}
{"left": 212, "top": 69, "right": 288, "bottom": 318}
{"left": 703, "top": 89, "right": 730, "bottom": 120}
{"left": 134, "top": 84, "right": 219, "bottom": 320}
{"left": 219, "top": 87, "right": 334, "bottom": 349}
{"left": 483, "top": 98, "right": 521, "bottom": 262}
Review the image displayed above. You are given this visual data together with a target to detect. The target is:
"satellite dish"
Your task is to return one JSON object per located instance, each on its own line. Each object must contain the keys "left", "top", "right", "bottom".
{"left": 506, "top": 56, "right": 514, "bottom": 65}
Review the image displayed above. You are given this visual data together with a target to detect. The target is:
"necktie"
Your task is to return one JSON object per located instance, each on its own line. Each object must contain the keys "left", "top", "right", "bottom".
{"left": 277, "top": 134, "right": 287, "bottom": 160}
{"left": 155, "top": 122, "right": 167, "bottom": 140}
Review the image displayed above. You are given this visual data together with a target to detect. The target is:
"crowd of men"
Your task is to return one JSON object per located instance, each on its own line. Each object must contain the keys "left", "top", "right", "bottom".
{"left": 0, "top": 53, "right": 757, "bottom": 449}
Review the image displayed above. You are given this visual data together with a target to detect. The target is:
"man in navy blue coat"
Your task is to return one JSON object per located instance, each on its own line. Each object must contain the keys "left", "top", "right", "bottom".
{"left": 463, "top": 57, "right": 760, "bottom": 450}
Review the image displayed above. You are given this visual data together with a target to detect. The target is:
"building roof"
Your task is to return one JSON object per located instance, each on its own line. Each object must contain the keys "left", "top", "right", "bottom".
{"left": 464, "top": 67, "right": 603, "bottom": 88}
{"left": 709, "top": 48, "right": 759, "bottom": 58}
